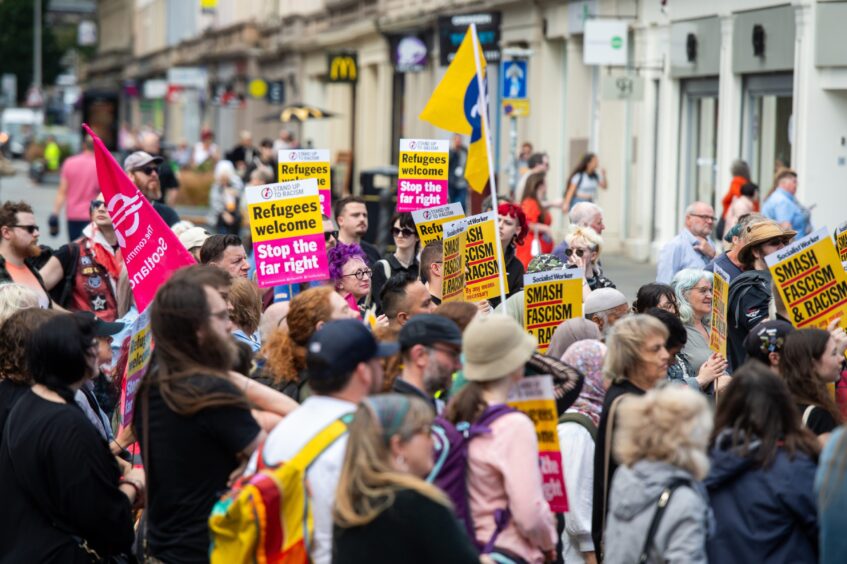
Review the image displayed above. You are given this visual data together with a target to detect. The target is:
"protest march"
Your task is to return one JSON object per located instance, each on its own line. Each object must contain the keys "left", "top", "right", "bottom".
{"left": 5, "top": 17, "right": 847, "bottom": 564}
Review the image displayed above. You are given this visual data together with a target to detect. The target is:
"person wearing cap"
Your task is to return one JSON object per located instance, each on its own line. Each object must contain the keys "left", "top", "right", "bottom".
{"left": 394, "top": 314, "right": 462, "bottom": 412}
{"left": 656, "top": 201, "right": 718, "bottom": 284}
{"left": 703, "top": 212, "right": 764, "bottom": 281}
{"left": 744, "top": 319, "right": 795, "bottom": 374}
{"left": 178, "top": 226, "right": 211, "bottom": 263}
{"left": 40, "top": 192, "right": 125, "bottom": 321}
{"left": 254, "top": 319, "right": 397, "bottom": 564}
{"left": 726, "top": 220, "right": 797, "bottom": 371}
{"left": 585, "top": 287, "right": 629, "bottom": 336}
{"left": 123, "top": 151, "right": 181, "bottom": 227}
{"left": 443, "top": 314, "right": 557, "bottom": 563}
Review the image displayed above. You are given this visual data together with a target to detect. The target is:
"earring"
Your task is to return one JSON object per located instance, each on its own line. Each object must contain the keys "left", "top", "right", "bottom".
{"left": 394, "top": 455, "right": 407, "bottom": 471}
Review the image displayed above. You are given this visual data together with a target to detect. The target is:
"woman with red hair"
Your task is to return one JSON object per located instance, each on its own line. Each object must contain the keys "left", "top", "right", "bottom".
{"left": 491, "top": 202, "right": 528, "bottom": 308}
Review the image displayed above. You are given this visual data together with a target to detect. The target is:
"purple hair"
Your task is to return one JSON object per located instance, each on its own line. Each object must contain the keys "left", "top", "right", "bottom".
{"left": 327, "top": 242, "right": 368, "bottom": 281}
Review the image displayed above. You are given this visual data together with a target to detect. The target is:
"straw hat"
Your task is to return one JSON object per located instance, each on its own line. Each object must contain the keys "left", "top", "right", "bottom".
{"left": 463, "top": 314, "right": 537, "bottom": 382}
{"left": 737, "top": 221, "right": 797, "bottom": 266}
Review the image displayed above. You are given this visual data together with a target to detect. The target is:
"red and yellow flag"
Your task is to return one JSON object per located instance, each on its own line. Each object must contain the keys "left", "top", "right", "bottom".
{"left": 419, "top": 27, "right": 489, "bottom": 194}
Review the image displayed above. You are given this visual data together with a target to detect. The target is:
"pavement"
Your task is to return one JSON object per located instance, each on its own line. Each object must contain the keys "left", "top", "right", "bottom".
{"left": 0, "top": 158, "right": 659, "bottom": 301}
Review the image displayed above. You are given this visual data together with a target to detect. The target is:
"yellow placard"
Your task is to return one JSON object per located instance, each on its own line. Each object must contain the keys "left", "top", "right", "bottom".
{"left": 412, "top": 203, "right": 465, "bottom": 247}
{"left": 462, "top": 212, "right": 504, "bottom": 302}
{"left": 247, "top": 195, "right": 322, "bottom": 243}
{"left": 441, "top": 218, "right": 466, "bottom": 303}
{"left": 835, "top": 222, "right": 847, "bottom": 263}
{"left": 767, "top": 228, "right": 847, "bottom": 330}
{"left": 523, "top": 270, "right": 584, "bottom": 353}
{"left": 709, "top": 266, "right": 730, "bottom": 358}
{"left": 278, "top": 149, "right": 332, "bottom": 217}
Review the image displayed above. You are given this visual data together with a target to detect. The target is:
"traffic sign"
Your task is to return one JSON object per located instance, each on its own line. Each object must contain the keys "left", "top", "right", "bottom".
{"left": 501, "top": 60, "right": 527, "bottom": 100}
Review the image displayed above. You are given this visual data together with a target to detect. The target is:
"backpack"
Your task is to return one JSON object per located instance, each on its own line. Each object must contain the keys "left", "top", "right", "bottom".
{"left": 558, "top": 412, "right": 597, "bottom": 442}
{"left": 427, "top": 404, "right": 516, "bottom": 553}
{"left": 208, "top": 414, "right": 352, "bottom": 564}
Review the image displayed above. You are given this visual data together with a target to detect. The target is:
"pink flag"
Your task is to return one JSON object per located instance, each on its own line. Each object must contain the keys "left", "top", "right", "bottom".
{"left": 82, "top": 124, "right": 195, "bottom": 312}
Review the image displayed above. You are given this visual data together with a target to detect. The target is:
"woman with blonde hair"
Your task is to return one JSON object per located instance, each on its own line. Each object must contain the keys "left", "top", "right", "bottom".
{"left": 254, "top": 286, "right": 356, "bottom": 399}
{"left": 333, "top": 394, "right": 479, "bottom": 563}
{"left": 0, "top": 282, "right": 39, "bottom": 326}
{"left": 563, "top": 225, "right": 615, "bottom": 290}
{"left": 592, "top": 314, "right": 670, "bottom": 555}
{"left": 604, "top": 386, "right": 713, "bottom": 563}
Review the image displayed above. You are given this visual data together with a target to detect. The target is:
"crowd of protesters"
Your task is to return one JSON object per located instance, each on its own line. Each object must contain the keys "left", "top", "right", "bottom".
{"left": 0, "top": 135, "right": 845, "bottom": 564}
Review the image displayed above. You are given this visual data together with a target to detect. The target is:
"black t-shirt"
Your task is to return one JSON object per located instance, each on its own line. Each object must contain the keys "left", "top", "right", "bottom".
{"left": 727, "top": 270, "right": 772, "bottom": 372}
{"left": 0, "top": 379, "right": 30, "bottom": 446}
{"left": 152, "top": 201, "right": 181, "bottom": 227}
{"left": 333, "top": 488, "right": 479, "bottom": 564}
{"left": 798, "top": 403, "right": 838, "bottom": 436}
{"left": 134, "top": 373, "right": 260, "bottom": 563}
{"left": 0, "top": 391, "right": 134, "bottom": 562}
{"left": 359, "top": 240, "right": 382, "bottom": 268}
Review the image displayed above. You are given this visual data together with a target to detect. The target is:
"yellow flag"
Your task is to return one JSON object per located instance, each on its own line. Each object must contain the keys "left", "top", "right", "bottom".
{"left": 419, "top": 27, "right": 490, "bottom": 194}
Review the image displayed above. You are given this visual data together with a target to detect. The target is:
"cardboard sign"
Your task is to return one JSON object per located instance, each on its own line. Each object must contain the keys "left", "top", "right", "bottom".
{"left": 766, "top": 227, "right": 847, "bottom": 329}
{"left": 412, "top": 203, "right": 465, "bottom": 246}
{"left": 278, "top": 149, "right": 332, "bottom": 217}
{"left": 246, "top": 179, "right": 329, "bottom": 288}
{"left": 462, "top": 212, "right": 504, "bottom": 302}
{"left": 83, "top": 124, "right": 195, "bottom": 313}
{"left": 120, "top": 310, "right": 152, "bottom": 426}
{"left": 835, "top": 221, "right": 847, "bottom": 262}
{"left": 507, "top": 376, "right": 569, "bottom": 513}
{"left": 441, "top": 217, "right": 466, "bottom": 303}
{"left": 523, "top": 269, "right": 584, "bottom": 353}
{"left": 708, "top": 265, "right": 730, "bottom": 358}
{"left": 397, "top": 139, "right": 449, "bottom": 212}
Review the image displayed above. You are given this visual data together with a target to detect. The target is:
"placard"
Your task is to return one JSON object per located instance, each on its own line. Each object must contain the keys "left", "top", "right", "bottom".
{"left": 441, "top": 217, "right": 466, "bottom": 303}
{"left": 246, "top": 179, "right": 329, "bottom": 288}
{"left": 766, "top": 227, "right": 847, "bottom": 330}
{"left": 412, "top": 203, "right": 465, "bottom": 246}
{"left": 462, "top": 212, "right": 504, "bottom": 302}
{"left": 278, "top": 149, "right": 332, "bottom": 217}
{"left": 708, "top": 265, "right": 730, "bottom": 358}
{"left": 523, "top": 269, "right": 584, "bottom": 353}
{"left": 120, "top": 310, "right": 152, "bottom": 426}
{"left": 507, "top": 375, "right": 569, "bottom": 513}
{"left": 397, "top": 139, "right": 449, "bottom": 212}
{"left": 835, "top": 221, "right": 847, "bottom": 262}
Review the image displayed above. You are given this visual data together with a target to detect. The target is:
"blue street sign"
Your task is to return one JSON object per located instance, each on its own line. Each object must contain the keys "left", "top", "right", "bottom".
{"left": 501, "top": 60, "right": 527, "bottom": 100}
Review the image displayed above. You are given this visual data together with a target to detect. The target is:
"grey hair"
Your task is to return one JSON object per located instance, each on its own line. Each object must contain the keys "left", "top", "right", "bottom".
{"left": 671, "top": 269, "right": 712, "bottom": 324}
{"left": 730, "top": 159, "right": 750, "bottom": 179}
{"left": 569, "top": 202, "right": 602, "bottom": 226}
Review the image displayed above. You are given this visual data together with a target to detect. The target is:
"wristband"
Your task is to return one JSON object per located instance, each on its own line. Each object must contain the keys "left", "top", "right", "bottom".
{"left": 120, "top": 477, "right": 143, "bottom": 500}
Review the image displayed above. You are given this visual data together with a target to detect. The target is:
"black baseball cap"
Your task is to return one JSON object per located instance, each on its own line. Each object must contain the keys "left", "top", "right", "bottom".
{"left": 398, "top": 314, "right": 462, "bottom": 351}
{"left": 743, "top": 319, "right": 795, "bottom": 363}
{"left": 307, "top": 320, "right": 398, "bottom": 380}
{"left": 74, "top": 311, "right": 125, "bottom": 337}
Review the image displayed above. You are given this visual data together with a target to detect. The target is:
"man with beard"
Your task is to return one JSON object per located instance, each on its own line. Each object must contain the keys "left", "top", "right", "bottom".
{"left": 252, "top": 319, "right": 396, "bottom": 564}
{"left": 39, "top": 194, "right": 124, "bottom": 321}
{"left": 134, "top": 265, "right": 263, "bottom": 563}
{"left": 393, "top": 314, "right": 462, "bottom": 412}
{"left": 334, "top": 196, "right": 380, "bottom": 266}
{"left": 123, "top": 151, "right": 181, "bottom": 227}
{"left": 0, "top": 201, "right": 51, "bottom": 308}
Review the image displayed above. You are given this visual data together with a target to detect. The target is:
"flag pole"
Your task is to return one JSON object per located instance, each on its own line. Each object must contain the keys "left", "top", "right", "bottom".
{"left": 469, "top": 23, "right": 507, "bottom": 306}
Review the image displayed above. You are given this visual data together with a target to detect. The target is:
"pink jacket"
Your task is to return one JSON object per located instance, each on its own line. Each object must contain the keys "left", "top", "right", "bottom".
{"left": 467, "top": 409, "right": 557, "bottom": 563}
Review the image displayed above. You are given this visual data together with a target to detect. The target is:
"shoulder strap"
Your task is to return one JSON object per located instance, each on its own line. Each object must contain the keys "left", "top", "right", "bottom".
{"left": 802, "top": 405, "right": 815, "bottom": 427}
{"left": 638, "top": 478, "right": 692, "bottom": 563}
{"left": 378, "top": 259, "right": 391, "bottom": 280}
{"left": 601, "top": 395, "right": 626, "bottom": 537}
{"left": 287, "top": 413, "right": 353, "bottom": 472}
{"left": 558, "top": 412, "right": 598, "bottom": 441}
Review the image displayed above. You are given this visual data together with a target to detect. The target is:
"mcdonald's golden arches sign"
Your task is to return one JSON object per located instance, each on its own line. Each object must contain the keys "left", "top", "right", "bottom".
{"left": 327, "top": 53, "right": 358, "bottom": 83}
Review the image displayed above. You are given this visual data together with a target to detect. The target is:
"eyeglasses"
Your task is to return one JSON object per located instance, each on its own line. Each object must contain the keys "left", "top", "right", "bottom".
{"left": 324, "top": 230, "right": 339, "bottom": 242}
{"left": 342, "top": 268, "right": 372, "bottom": 280}
{"left": 430, "top": 344, "right": 461, "bottom": 359}
{"left": 136, "top": 165, "right": 159, "bottom": 176}
{"left": 90, "top": 200, "right": 105, "bottom": 210}
{"left": 11, "top": 224, "right": 39, "bottom": 234}
{"left": 209, "top": 309, "right": 229, "bottom": 322}
{"left": 392, "top": 227, "right": 416, "bottom": 238}
{"left": 689, "top": 214, "right": 717, "bottom": 222}
{"left": 564, "top": 248, "right": 588, "bottom": 257}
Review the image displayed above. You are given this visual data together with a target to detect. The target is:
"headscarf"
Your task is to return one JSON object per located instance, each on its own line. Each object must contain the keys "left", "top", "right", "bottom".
{"left": 561, "top": 340, "right": 607, "bottom": 426}
{"left": 547, "top": 317, "right": 601, "bottom": 359}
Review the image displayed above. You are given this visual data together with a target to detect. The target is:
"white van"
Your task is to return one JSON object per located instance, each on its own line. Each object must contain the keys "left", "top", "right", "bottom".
{"left": 1, "top": 108, "right": 44, "bottom": 158}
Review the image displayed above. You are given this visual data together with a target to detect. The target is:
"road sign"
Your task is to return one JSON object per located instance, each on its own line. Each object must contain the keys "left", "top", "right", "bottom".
{"left": 502, "top": 60, "right": 527, "bottom": 100}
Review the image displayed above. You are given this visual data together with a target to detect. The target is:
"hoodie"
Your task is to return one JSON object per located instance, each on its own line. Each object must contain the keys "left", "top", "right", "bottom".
{"left": 604, "top": 459, "right": 710, "bottom": 564}
{"left": 704, "top": 432, "right": 818, "bottom": 563}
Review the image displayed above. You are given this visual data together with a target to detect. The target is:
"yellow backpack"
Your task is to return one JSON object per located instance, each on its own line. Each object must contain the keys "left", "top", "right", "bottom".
{"left": 209, "top": 415, "right": 351, "bottom": 564}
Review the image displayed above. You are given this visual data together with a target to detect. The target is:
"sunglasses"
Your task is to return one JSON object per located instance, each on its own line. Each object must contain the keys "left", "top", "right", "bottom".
{"left": 11, "top": 224, "right": 39, "bottom": 234}
{"left": 135, "top": 165, "right": 159, "bottom": 176}
{"left": 90, "top": 200, "right": 105, "bottom": 210}
{"left": 392, "top": 227, "right": 416, "bottom": 238}
{"left": 342, "top": 268, "right": 373, "bottom": 280}
{"left": 564, "top": 248, "right": 588, "bottom": 257}
{"left": 324, "top": 230, "right": 339, "bottom": 242}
